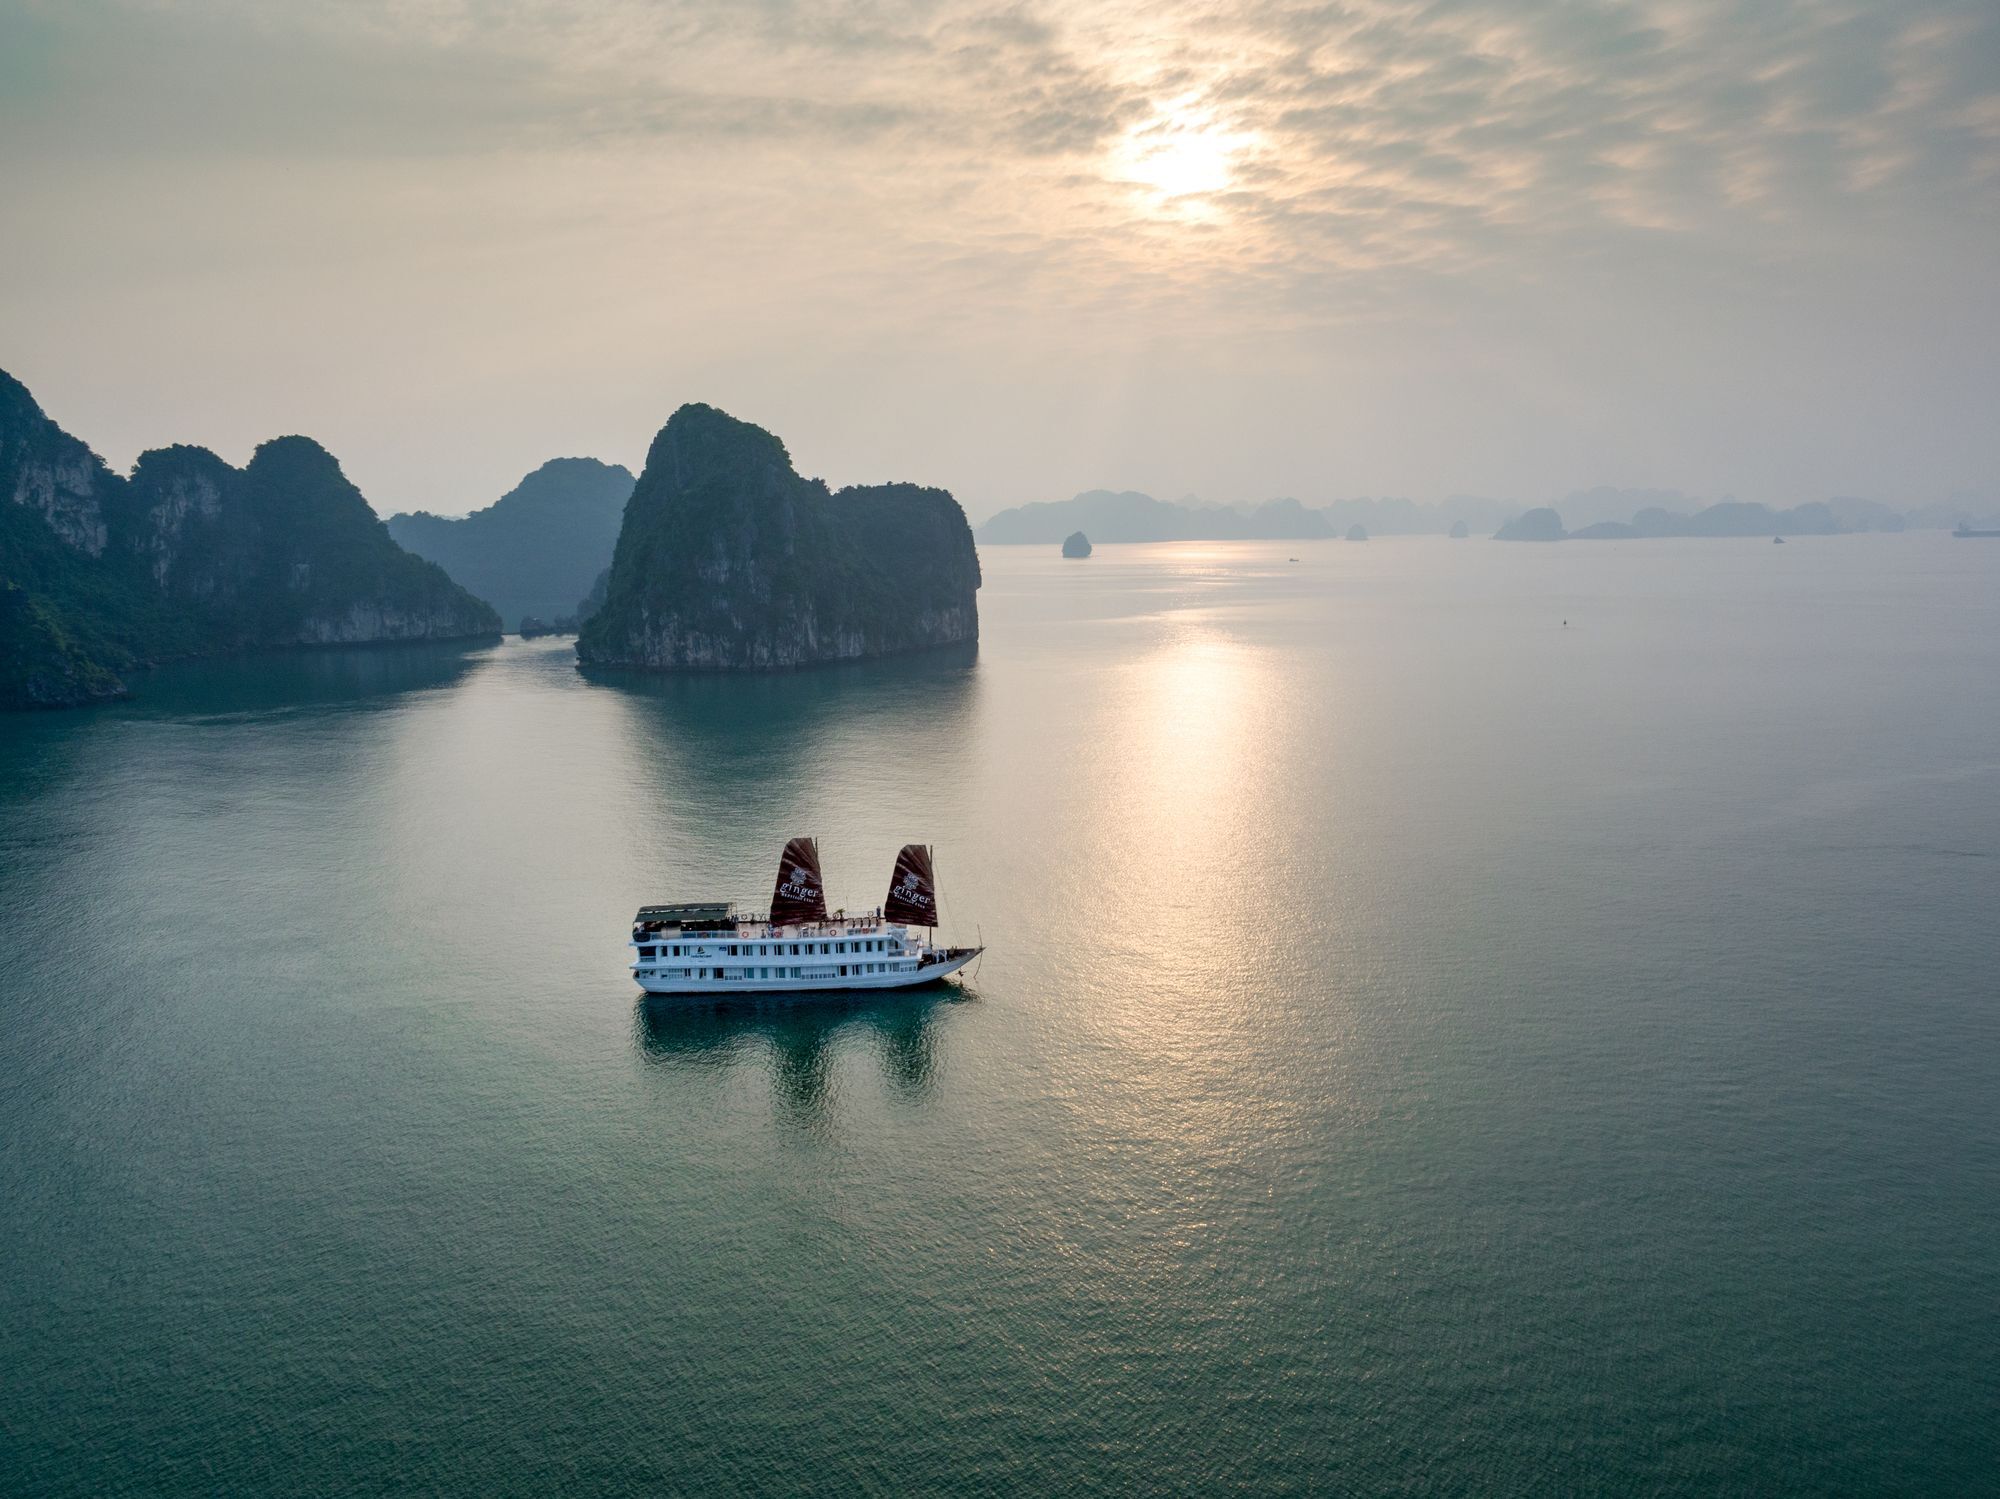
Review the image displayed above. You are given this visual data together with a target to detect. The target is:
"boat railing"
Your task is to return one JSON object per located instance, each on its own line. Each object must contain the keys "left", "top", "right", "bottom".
{"left": 635, "top": 923, "right": 917, "bottom": 949}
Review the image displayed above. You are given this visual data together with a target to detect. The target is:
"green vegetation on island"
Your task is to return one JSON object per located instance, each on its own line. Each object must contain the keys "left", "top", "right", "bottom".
{"left": 577, "top": 403, "right": 979, "bottom": 671}
{"left": 1, "top": 367, "right": 498, "bottom": 709}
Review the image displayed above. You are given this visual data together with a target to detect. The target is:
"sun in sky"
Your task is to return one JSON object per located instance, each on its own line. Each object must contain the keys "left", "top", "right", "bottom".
{"left": 1111, "top": 96, "right": 1258, "bottom": 209}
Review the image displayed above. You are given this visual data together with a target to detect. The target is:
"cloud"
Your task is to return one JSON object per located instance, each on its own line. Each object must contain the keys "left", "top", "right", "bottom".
{"left": 0, "top": 0, "right": 1995, "bottom": 516}
{"left": 9, "top": 0, "right": 1992, "bottom": 263}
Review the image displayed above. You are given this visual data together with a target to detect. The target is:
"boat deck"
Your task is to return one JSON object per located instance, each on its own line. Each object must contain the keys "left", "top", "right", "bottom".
{"left": 633, "top": 914, "right": 916, "bottom": 942}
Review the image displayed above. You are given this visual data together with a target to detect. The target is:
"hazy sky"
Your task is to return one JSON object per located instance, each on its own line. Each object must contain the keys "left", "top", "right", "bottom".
{"left": 2, "top": 0, "right": 1995, "bottom": 521}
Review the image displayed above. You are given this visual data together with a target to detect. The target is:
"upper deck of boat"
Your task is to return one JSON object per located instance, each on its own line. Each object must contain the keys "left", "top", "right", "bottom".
{"left": 631, "top": 909, "right": 914, "bottom": 943}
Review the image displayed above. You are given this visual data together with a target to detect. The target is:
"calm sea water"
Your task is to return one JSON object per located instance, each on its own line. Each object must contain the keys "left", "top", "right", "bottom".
{"left": 3, "top": 537, "right": 1997, "bottom": 1495}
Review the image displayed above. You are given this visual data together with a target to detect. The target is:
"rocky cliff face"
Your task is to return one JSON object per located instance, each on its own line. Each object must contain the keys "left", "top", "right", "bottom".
{"left": 1, "top": 372, "right": 112, "bottom": 558}
{"left": 574, "top": 566, "right": 610, "bottom": 624}
{"left": 129, "top": 445, "right": 232, "bottom": 588}
{"left": 157, "top": 435, "right": 499, "bottom": 648}
{"left": 1, "top": 367, "right": 499, "bottom": 708}
{"left": 577, "top": 404, "right": 979, "bottom": 671}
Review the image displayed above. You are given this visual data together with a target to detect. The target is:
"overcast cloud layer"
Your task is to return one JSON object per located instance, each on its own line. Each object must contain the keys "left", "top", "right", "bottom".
{"left": 2, "top": 0, "right": 1995, "bottom": 519}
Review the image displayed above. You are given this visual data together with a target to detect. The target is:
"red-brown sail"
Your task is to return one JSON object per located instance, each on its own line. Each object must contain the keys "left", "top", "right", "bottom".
{"left": 770, "top": 836, "right": 828, "bottom": 926}
{"left": 883, "top": 844, "right": 939, "bottom": 928}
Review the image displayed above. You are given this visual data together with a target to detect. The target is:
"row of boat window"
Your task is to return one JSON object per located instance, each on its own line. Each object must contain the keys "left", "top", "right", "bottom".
{"left": 644, "top": 938, "right": 901, "bottom": 959}
{"left": 655, "top": 964, "right": 895, "bottom": 980}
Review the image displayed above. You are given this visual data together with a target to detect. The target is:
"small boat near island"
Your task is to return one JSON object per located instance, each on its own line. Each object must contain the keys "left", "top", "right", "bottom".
{"left": 630, "top": 838, "right": 982, "bottom": 996}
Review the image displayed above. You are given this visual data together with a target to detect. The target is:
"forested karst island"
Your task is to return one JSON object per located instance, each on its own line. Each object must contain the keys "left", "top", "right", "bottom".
{"left": 387, "top": 458, "right": 633, "bottom": 631}
{"left": 1, "top": 368, "right": 498, "bottom": 708}
{"left": 577, "top": 403, "right": 979, "bottom": 671}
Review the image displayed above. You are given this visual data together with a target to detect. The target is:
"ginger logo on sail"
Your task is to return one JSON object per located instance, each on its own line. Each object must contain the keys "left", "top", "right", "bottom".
{"left": 883, "top": 843, "right": 937, "bottom": 925}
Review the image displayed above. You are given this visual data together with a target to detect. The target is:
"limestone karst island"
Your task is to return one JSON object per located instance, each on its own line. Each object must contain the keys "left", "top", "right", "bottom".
{"left": 1, "top": 372, "right": 981, "bottom": 707}
{"left": 0, "top": 368, "right": 498, "bottom": 709}
{"left": 576, "top": 402, "right": 980, "bottom": 672}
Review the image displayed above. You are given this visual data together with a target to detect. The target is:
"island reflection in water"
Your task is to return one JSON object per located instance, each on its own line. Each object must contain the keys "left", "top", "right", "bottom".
{"left": 635, "top": 987, "right": 965, "bottom": 1130}
{"left": 594, "top": 642, "right": 979, "bottom": 788}
{"left": 591, "top": 641, "right": 985, "bottom": 918}
{"left": 131, "top": 638, "right": 496, "bottom": 719}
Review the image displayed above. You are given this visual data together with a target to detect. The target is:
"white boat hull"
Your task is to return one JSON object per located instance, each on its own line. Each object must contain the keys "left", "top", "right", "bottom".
{"left": 635, "top": 946, "right": 978, "bottom": 997}
{"left": 630, "top": 844, "right": 978, "bottom": 999}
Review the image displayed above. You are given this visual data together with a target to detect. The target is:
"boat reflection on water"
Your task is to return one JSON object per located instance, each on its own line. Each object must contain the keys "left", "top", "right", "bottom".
{"left": 635, "top": 987, "right": 967, "bottom": 1128}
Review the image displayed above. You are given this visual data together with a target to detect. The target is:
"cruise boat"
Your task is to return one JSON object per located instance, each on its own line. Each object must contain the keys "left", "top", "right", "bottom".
{"left": 629, "top": 838, "right": 982, "bottom": 996}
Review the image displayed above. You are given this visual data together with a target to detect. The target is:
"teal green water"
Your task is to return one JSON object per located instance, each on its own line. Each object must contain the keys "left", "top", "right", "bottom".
{"left": 3, "top": 537, "right": 1997, "bottom": 1494}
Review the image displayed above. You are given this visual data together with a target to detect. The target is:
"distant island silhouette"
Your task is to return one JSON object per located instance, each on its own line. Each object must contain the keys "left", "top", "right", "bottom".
{"left": 1494, "top": 507, "right": 1566, "bottom": 541}
{"left": 388, "top": 459, "right": 632, "bottom": 632}
{"left": 978, "top": 489, "right": 1506, "bottom": 542}
{"left": 1495, "top": 500, "right": 1862, "bottom": 541}
{"left": 978, "top": 486, "right": 1996, "bottom": 543}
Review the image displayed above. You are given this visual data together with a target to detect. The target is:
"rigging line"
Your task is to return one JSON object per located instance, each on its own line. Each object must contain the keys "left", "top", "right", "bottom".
{"left": 934, "top": 842, "right": 955, "bottom": 941}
